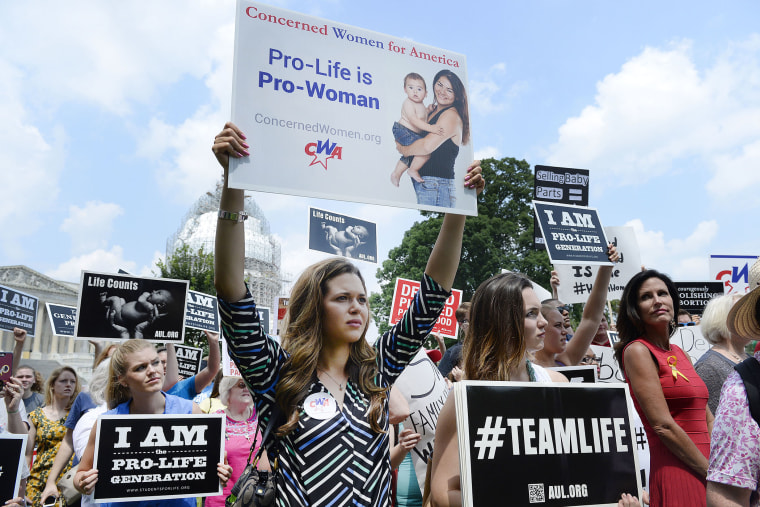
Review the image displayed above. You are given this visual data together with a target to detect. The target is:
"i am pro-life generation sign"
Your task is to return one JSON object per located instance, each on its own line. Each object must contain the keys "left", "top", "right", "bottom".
{"left": 533, "top": 202, "right": 612, "bottom": 266}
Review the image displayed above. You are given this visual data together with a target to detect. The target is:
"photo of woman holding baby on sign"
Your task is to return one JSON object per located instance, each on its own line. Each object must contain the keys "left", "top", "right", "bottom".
{"left": 392, "top": 69, "right": 471, "bottom": 208}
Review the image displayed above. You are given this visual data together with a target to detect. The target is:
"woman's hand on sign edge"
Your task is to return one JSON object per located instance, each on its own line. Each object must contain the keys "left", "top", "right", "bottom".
{"left": 212, "top": 122, "right": 249, "bottom": 171}
{"left": 464, "top": 160, "right": 484, "bottom": 195}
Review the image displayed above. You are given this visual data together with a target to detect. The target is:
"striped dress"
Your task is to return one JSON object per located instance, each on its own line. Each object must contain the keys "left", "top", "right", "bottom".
{"left": 219, "top": 274, "right": 450, "bottom": 507}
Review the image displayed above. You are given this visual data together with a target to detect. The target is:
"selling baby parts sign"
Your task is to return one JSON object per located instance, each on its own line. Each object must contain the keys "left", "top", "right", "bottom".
{"left": 389, "top": 278, "right": 461, "bottom": 338}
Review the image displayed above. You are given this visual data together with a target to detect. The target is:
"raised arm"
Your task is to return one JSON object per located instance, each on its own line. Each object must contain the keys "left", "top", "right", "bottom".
{"left": 12, "top": 328, "right": 25, "bottom": 374}
{"left": 558, "top": 244, "right": 619, "bottom": 365}
{"left": 424, "top": 161, "right": 483, "bottom": 290}
{"left": 193, "top": 331, "right": 221, "bottom": 393}
{"left": 212, "top": 122, "right": 249, "bottom": 303}
{"left": 162, "top": 343, "right": 179, "bottom": 391}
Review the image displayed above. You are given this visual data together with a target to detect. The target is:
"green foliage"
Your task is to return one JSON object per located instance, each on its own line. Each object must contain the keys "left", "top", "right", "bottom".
{"left": 154, "top": 243, "right": 216, "bottom": 352}
{"left": 371, "top": 157, "right": 552, "bottom": 332}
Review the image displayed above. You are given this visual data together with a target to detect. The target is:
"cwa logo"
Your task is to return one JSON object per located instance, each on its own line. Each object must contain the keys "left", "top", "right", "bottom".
{"left": 305, "top": 139, "right": 343, "bottom": 170}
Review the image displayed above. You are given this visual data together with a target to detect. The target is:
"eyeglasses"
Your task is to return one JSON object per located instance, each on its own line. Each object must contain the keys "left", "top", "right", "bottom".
{"left": 556, "top": 305, "right": 571, "bottom": 313}
{"left": 581, "top": 356, "right": 601, "bottom": 363}
{"left": 234, "top": 382, "right": 247, "bottom": 389}
{"left": 678, "top": 322, "right": 696, "bottom": 327}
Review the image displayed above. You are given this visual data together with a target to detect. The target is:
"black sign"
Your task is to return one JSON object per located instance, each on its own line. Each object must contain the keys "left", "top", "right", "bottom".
{"left": 533, "top": 165, "right": 590, "bottom": 249}
{"left": 0, "top": 433, "right": 26, "bottom": 501}
{"left": 456, "top": 381, "right": 640, "bottom": 506}
{"left": 308, "top": 207, "right": 378, "bottom": 263}
{"left": 674, "top": 282, "right": 724, "bottom": 315}
{"left": 185, "top": 290, "right": 220, "bottom": 333}
{"left": 257, "top": 307, "right": 271, "bottom": 335}
{"left": 533, "top": 201, "right": 611, "bottom": 265}
{"left": 0, "top": 284, "right": 38, "bottom": 336}
{"left": 75, "top": 271, "right": 188, "bottom": 343}
{"left": 46, "top": 303, "right": 77, "bottom": 337}
{"left": 550, "top": 365, "right": 597, "bottom": 383}
{"left": 93, "top": 414, "right": 224, "bottom": 502}
{"left": 175, "top": 344, "right": 203, "bottom": 378}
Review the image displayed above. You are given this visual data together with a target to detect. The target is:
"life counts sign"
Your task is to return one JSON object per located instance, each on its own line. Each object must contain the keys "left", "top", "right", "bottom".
{"left": 93, "top": 414, "right": 224, "bottom": 503}
{"left": 388, "top": 278, "right": 462, "bottom": 338}
{"left": 454, "top": 381, "right": 640, "bottom": 507}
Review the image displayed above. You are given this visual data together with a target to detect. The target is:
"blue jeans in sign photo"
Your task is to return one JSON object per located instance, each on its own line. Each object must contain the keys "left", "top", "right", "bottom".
{"left": 412, "top": 176, "right": 456, "bottom": 208}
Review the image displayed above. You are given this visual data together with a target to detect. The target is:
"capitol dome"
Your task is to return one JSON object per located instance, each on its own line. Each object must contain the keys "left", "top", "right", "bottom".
{"left": 167, "top": 180, "right": 284, "bottom": 316}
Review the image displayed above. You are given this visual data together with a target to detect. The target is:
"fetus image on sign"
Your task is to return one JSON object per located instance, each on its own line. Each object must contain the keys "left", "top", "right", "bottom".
{"left": 100, "top": 290, "right": 175, "bottom": 339}
{"left": 322, "top": 222, "right": 369, "bottom": 258}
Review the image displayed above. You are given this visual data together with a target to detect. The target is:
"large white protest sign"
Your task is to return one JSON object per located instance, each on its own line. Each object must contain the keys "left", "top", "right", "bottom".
{"left": 455, "top": 381, "right": 641, "bottom": 506}
{"left": 555, "top": 226, "right": 641, "bottom": 304}
{"left": 229, "top": 1, "right": 477, "bottom": 215}
{"left": 394, "top": 349, "right": 449, "bottom": 493}
{"left": 709, "top": 254, "right": 759, "bottom": 294}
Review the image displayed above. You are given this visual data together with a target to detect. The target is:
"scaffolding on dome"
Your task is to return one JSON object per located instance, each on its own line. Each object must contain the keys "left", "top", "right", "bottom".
{"left": 167, "top": 180, "right": 288, "bottom": 317}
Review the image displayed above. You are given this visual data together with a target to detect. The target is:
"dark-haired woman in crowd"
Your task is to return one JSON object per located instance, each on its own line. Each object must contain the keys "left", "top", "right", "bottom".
{"left": 212, "top": 121, "right": 483, "bottom": 506}
{"left": 430, "top": 272, "right": 569, "bottom": 506}
{"left": 615, "top": 270, "right": 712, "bottom": 506}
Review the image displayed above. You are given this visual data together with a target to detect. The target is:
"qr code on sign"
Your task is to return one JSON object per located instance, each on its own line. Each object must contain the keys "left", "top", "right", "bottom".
{"left": 528, "top": 483, "right": 545, "bottom": 503}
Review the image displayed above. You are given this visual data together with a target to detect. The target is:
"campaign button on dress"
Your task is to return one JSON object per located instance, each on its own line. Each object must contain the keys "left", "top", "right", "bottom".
{"left": 304, "top": 392, "right": 338, "bottom": 420}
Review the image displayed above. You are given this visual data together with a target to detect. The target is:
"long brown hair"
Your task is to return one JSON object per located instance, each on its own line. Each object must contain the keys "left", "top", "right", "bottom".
{"left": 44, "top": 366, "right": 80, "bottom": 410}
{"left": 277, "top": 258, "right": 387, "bottom": 436}
{"left": 106, "top": 339, "right": 156, "bottom": 409}
{"left": 463, "top": 273, "right": 533, "bottom": 381}
{"left": 431, "top": 69, "right": 470, "bottom": 145}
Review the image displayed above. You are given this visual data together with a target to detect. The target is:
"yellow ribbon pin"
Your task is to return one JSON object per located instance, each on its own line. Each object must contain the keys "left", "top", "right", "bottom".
{"left": 667, "top": 355, "right": 689, "bottom": 382}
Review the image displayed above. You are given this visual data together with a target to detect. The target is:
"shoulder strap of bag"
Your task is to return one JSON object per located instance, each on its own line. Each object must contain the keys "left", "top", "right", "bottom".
{"left": 735, "top": 357, "right": 760, "bottom": 427}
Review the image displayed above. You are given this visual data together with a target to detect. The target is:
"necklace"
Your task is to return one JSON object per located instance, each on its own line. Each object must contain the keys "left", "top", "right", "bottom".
{"left": 716, "top": 346, "right": 743, "bottom": 363}
{"left": 318, "top": 368, "right": 346, "bottom": 391}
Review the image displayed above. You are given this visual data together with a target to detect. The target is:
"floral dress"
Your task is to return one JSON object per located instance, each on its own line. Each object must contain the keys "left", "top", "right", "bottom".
{"left": 27, "top": 408, "right": 72, "bottom": 506}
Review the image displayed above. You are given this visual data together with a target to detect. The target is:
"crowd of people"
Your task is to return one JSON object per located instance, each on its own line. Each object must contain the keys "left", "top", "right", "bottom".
{"left": 2, "top": 122, "right": 758, "bottom": 507}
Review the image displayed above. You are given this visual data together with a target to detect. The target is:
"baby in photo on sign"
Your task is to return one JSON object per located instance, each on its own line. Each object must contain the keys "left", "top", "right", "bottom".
{"left": 390, "top": 73, "right": 444, "bottom": 186}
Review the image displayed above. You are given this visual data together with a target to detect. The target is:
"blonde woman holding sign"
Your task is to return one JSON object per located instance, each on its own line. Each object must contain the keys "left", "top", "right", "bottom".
{"left": 73, "top": 339, "right": 232, "bottom": 507}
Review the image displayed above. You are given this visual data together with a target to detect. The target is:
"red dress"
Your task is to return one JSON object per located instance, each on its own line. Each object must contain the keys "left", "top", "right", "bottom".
{"left": 623, "top": 339, "right": 710, "bottom": 507}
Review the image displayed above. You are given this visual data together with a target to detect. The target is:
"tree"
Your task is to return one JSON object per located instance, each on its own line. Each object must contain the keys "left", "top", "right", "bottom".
{"left": 370, "top": 157, "right": 552, "bottom": 334}
{"left": 155, "top": 243, "right": 215, "bottom": 351}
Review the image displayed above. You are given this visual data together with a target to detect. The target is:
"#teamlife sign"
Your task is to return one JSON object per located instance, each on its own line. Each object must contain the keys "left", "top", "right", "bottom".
{"left": 533, "top": 202, "right": 613, "bottom": 266}
{"left": 75, "top": 271, "right": 189, "bottom": 343}
{"left": 454, "top": 381, "right": 641, "bottom": 507}
{"left": 388, "top": 278, "right": 462, "bottom": 338}
{"left": 308, "top": 207, "right": 378, "bottom": 263}
{"left": 0, "top": 283, "right": 38, "bottom": 336}
{"left": 93, "top": 414, "right": 224, "bottom": 503}
{"left": 46, "top": 303, "right": 77, "bottom": 336}
{"left": 229, "top": 1, "right": 477, "bottom": 216}
{"left": 185, "top": 290, "right": 221, "bottom": 334}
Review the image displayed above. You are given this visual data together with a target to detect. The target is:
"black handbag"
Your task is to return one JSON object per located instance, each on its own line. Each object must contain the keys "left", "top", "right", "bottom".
{"left": 225, "top": 407, "right": 281, "bottom": 507}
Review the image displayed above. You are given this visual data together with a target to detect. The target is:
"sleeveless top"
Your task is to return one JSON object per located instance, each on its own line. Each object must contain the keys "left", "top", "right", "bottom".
{"left": 419, "top": 106, "right": 459, "bottom": 179}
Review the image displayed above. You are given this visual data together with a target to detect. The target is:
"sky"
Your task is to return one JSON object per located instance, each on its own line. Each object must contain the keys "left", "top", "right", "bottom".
{"left": 2, "top": 0, "right": 759, "bottom": 305}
